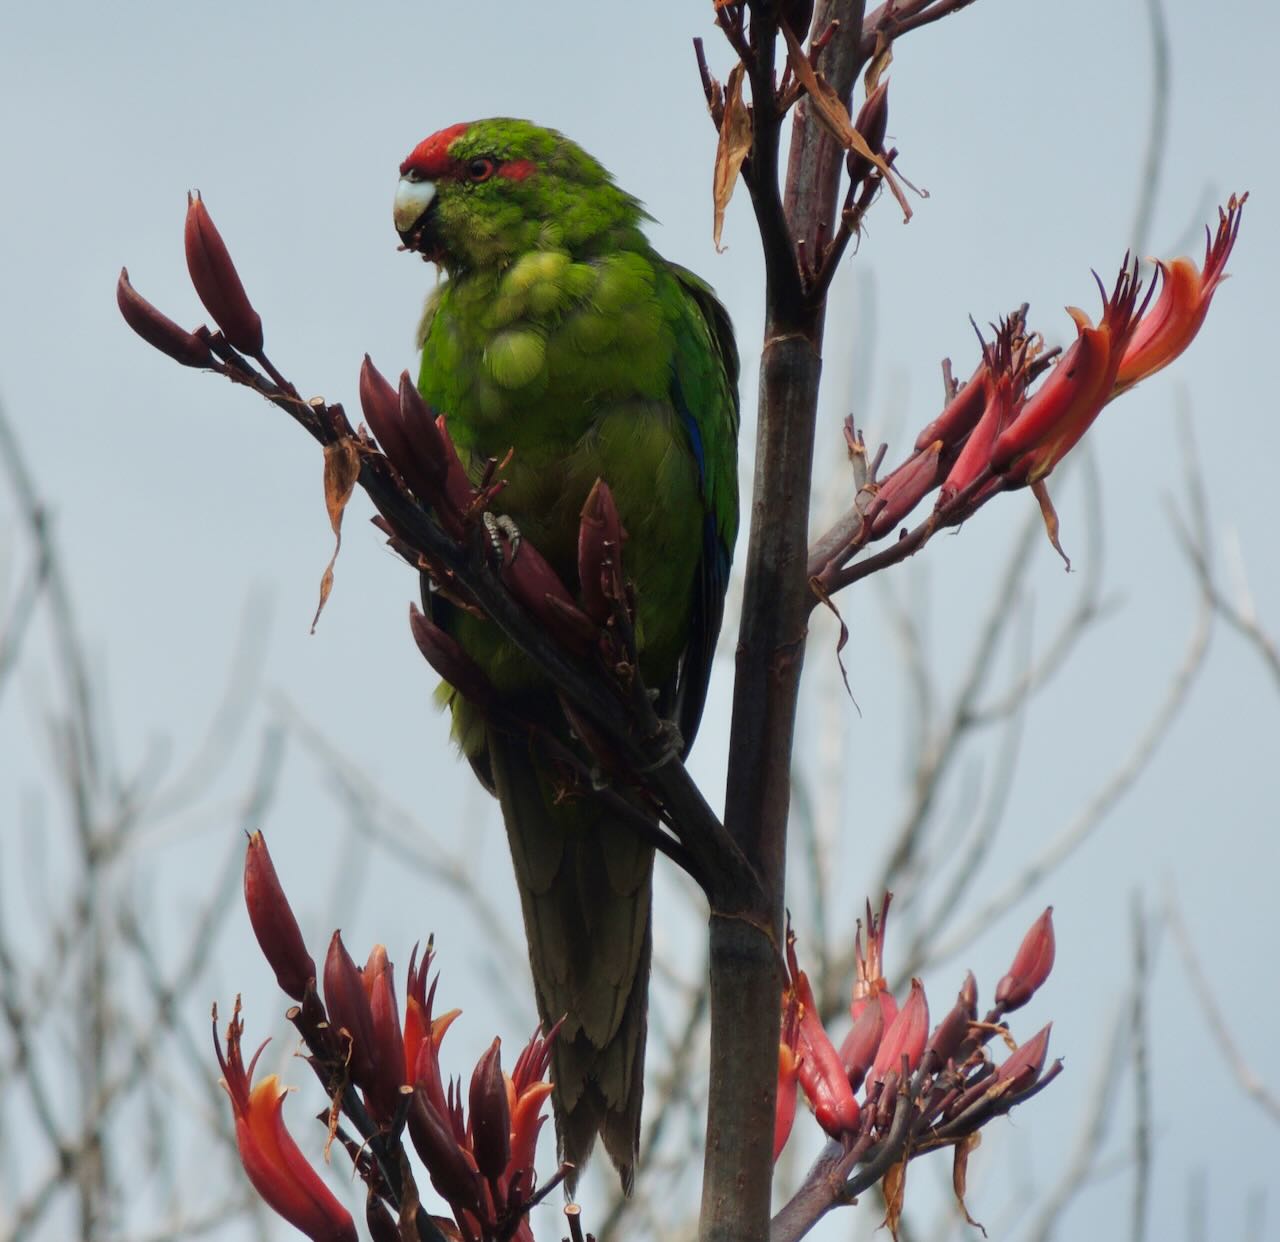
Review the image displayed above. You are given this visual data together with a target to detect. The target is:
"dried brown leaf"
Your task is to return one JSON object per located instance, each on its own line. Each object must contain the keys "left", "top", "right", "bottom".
{"left": 809, "top": 576, "right": 859, "bottom": 713}
{"left": 864, "top": 33, "right": 893, "bottom": 95}
{"left": 881, "top": 1157, "right": 908, "bottom": 1242}
{"left": 1031, "top": 479, "right": 1071, "bottom": 571}
{"left": 952, "top": 1133, "right": 988, "bottom": 1236}
{"left": 312, "top": 438, "right": 361, "bottom": 633}
{"left": 712, "top": 62, "right": 752, "bottom": 252}
{"left": 780, "top": 23, "right": 912, "bottom": 221}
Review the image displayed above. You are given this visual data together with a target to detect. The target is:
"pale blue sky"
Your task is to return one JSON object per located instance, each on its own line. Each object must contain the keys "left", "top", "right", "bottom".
{"left": 2, "top": 2, "right": 1277, "bottom": 1239}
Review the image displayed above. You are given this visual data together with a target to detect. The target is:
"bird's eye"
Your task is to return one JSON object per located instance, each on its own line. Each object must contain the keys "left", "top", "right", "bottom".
{"left": 466, "top": 157, "right": 497, "bottom": 183}
{"left": 403, "top": 168, "right": 423, "bottom": 183}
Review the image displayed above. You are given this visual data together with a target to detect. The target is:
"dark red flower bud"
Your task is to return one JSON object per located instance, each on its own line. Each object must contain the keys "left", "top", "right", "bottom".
{"left": 117, "top": 268, "right": 215, "bottom": 368}
{"left": 365, "top": 947, "right": 405, "bottom": 1121}
{"left": 243, "top": 831, "right": 316, "bottom": 1002}
{"left": 409, "top": 604, "right": 494, "bottom": 707}
{"left": 847, "top": 80, "right": 890, "bottom": 186}
{"left": 869, "top": 978, "right": 929, "bottom": 1088}
{"left": 430, "top": 410, "right": 479, "bottom": 523}
{"left": 914, "top": 360, "right": 987, "bottom": 451}
{"left": 867, "top": 442, "right": 947, "bottom": 538}
{"left": 992, "top": 1023, "right": 1052, "bottom": 1094}
{"left": 408, "top": 1087, "right": 483, "bottom": 1218}
{"left": 577, "top": 478, "right": 627, "bottom": 624}
{"left": 498, "top": 537, "right": 595, "bottom": 650}
{"left": 323, "top": 931, "right": 377, "bottom": 1090}
{"left": 468, "top": 1037, "right": 511, "bottom": 1181}
{"left": 926, "top": 973, "right": 977, "bottom": 1066}
{"left": 995, "top": 907, "right": 1055, "bottom": 1012}
{"left": 358, "top": 357, "right": 411, "bottom": 473}
{"left": 838, "top": 994, "right": 884, "bottom": 1092}
{"left": 184, "top": 191, "right": 264, "bottom": 355}
{"left": 396, "top": 374, "right": 452, "bottom": 501}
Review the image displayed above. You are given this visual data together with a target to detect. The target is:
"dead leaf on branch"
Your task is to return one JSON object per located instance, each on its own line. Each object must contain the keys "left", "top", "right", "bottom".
{"left": 809, "top": 574, "right": 860, "bottom": 714}
{"left": 1031, "top": 479, "right": 1071, "bottom": 570}
{"left": 864, "top": 30, "right": 894, "bottom": 95}
{"left": 712, "top": 62, "right": 752, "bottom": 252}
{"left": 952, "top": 1132, "right": 988, "bottom": 1237}
{"left": 882, "top": 1157, "right": 908, "bottom": 1242}
{"left": 312, "top": 437, "right": 361, "bottom": 633}
{"left": 780, "top": 23, "right": 913, "bottom": 222}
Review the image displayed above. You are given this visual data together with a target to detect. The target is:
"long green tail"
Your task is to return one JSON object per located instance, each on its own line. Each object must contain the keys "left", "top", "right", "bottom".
{"left": 487, "top": 724, "right": 653, "bottom": 1193}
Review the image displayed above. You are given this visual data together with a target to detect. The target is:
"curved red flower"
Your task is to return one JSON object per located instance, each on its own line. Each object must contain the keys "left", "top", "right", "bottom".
{"left": 214, "top": 1001, "right": 356, "bottom": 1242}
{"left": 1114, "top": 194, "right": 1246, "bottom": 395}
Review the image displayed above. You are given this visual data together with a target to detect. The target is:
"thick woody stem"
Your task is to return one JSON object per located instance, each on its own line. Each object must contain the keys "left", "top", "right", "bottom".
{"left": 700, "top": 6, "right": 869, "bottom": 1242}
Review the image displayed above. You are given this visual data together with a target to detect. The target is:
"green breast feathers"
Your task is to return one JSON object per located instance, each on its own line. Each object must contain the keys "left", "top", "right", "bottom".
{"left": 417, "top": 243, "right": 738, "bottom": 735}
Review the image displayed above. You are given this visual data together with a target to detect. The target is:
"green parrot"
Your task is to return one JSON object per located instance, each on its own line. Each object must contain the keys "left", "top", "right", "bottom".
{"left": 392, "top": 118, "right": 739, "bottom": 1189}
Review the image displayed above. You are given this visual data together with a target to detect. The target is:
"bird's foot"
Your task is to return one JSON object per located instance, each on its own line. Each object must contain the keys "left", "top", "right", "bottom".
{"left": 636, "top": 718, "right": 684, "bottom": 773}
{"left": 482, "top": 512, "right": 522, "bottom": 566}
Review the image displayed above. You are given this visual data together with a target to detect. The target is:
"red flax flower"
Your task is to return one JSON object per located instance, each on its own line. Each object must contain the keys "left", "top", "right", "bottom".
{"left": 851, "top": 894, "right": 898, "bottom": 1028}
{"left": 867, "top": 977, "right": 929, "bottom": 1089}
{"left": 404, "top": 941, "right": 462, "bottom": 1111}
{"left": 991, "top": 259, "right": 1148, "bottom": 486}
{"left": 213, "top": 999, "right": 357, "bottom": 1242}
{"left": 1114, "top": 194, "right": 1247, "bottom": 395}
{"left": 507, "top": 1022, "right": 557, "bottom": 1185}
{"left": 935, "top": 317, "right": 1032, "bottom": 506}
{"left": 784, "top": 926, "right": 861, "bottom": 1138}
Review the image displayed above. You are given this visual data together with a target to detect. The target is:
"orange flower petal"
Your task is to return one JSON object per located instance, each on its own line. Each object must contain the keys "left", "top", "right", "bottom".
{"left": 1113, "top": 193, "right": 1246, "bottom": 394}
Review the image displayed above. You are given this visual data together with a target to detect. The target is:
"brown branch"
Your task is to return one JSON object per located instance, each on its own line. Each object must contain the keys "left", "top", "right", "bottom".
{"left": 700, "top": 4, "right": 875, "bottom": 1237}
{"left": 859, "top": 0, "right": 980, "bottom": 55}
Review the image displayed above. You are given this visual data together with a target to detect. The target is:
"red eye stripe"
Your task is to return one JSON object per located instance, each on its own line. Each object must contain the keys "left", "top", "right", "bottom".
{"left": 497, "top": 160, "right": 536, "bottom": 181}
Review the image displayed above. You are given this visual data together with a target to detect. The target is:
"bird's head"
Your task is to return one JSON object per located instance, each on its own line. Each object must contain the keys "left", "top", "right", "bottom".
{"left": 394, "top": 118, "right": 644, "bottom": 273}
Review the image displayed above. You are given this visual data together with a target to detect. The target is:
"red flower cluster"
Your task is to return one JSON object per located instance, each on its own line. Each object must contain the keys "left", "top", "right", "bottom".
{"left": 216, "top": 832, "right": 560, "bottom": 1242}
{"left": 774, "top": 895, "right": 1057, "bottom": 1166}
{"left": 846, "top": 196, "right": 1246, "bottom": 569}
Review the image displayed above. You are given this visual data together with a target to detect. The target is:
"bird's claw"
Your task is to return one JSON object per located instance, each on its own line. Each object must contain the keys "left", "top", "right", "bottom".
{"left": 637, "top": 719, "right": 684, "bottom": 773}
{"left": 483, "top": 512, "right": 522, "bottom": 566}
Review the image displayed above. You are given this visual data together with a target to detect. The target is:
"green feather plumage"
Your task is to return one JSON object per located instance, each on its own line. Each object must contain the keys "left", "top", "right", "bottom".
{"left": 404, "top": 118, "right": 738, "bottom": 1188}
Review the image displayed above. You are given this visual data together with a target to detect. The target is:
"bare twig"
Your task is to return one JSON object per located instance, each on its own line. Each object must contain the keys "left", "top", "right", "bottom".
{"left": 1165, "top": 895, "right": 1280, "bottom": 1125}
{"left": 1023, "top": 1007, "right": 1129, "bottom": 1242}
{"left": 1131, "top": 0, "right": 1171, "bottom": 258}
{"left": 1130, "top": 895, "right": 1153, "bottom": 1242}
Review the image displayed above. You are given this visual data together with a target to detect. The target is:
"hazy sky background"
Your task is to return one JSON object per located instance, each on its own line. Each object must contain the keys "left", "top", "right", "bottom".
{"left": 2, "top": 2, "right": 1278, "bottom": 1239}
